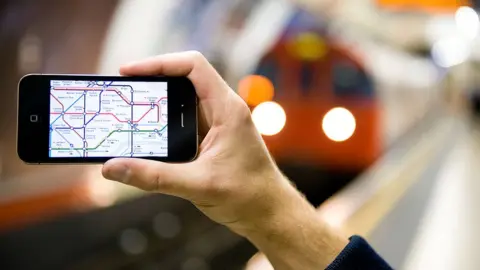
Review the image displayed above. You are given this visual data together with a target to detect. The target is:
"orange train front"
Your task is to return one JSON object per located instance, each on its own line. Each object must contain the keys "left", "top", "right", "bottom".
{"left": 239, "top": 11, "right": 382, "bottom": 195}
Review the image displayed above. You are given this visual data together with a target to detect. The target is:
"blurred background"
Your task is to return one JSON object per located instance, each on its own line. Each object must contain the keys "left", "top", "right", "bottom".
{"left": 1, "top": 0, "right": 480, "bottom": 269}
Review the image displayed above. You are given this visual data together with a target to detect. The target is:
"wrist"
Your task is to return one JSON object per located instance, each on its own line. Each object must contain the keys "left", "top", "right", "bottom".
{"left": 238, "top": 176, "right": 348, "bottom": 269}
{"left": 240, "top": 180, "right": 313, "bottom": 237}
{"left": 227, "top": 171, "right": 303, "bottom": 236}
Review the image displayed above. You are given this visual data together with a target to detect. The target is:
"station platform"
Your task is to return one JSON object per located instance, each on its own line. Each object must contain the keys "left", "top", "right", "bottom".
{"left": 247, "top": 107, "right": 479, "bottom": 270}
{"left": 372, "top": 114, "right": 480, "bottom": 270}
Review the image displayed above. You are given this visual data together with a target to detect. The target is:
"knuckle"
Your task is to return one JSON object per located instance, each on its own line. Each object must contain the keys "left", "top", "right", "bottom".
{"left": 149, "top": 170, "right": 169, "bottom": 192}
{"left": 234, "top": 96, "right": 253, "bottom": 124}
{"left": 187, "top": 50, "right": 207, "bottom": 64}
{"left": 239, "top": 101, "right": 252, "bottom": 119}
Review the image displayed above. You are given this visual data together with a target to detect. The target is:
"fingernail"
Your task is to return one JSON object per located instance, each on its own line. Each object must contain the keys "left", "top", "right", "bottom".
{"left": 104, "top": 162, "right": 130, "bottom": 183}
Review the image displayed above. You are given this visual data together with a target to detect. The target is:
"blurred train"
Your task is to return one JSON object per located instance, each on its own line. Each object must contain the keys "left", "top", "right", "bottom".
{"left": 230, "top": 9, "right": 383, "bottom": 204}
{"left": 241, "top": 11, "right": 381, "bottom": 174}
{"left": 225, "top": 3, "right": 442, "bottom": 203}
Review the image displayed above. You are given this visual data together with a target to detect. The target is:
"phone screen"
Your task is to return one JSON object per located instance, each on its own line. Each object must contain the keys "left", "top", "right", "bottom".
{"left": 49, "top": 80, "right": 168, "bottom": 158}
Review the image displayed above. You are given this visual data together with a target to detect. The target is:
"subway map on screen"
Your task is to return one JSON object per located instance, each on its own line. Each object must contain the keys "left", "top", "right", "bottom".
{"left": 49, "top": 80, "right": 168, "bottom": 157}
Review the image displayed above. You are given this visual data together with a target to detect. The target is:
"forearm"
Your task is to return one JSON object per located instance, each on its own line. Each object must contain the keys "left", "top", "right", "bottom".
{"left": 241, "top": 182, "right": 348, "bottom": 270}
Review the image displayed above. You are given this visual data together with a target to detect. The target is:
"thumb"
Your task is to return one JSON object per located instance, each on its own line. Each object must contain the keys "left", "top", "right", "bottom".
{"left": 102, "top": 158, "right": 203, "bottom": 198}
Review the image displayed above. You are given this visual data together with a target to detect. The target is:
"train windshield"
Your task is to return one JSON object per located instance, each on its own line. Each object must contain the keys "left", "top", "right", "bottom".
{"left": 332, "top": 62, "right": 375, "bottom": 97}
{"left": 255, "top": 57, "right": 278, "bottom": 89}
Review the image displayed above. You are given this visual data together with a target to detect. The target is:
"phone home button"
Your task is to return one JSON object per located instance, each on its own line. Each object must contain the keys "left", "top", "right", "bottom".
{"left": 30, "top": 115, "right": 38, "bottom": 123}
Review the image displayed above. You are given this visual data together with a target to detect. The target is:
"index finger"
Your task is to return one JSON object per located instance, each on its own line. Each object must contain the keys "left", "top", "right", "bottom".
{"left": 119, "top": 51, "right": 228, "bottom": 99}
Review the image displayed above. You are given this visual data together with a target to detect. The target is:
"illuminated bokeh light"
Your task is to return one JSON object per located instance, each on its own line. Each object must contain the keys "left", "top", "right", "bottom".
{"left": 455, "top": 6, "right": 479, "bottom": 40}
{"left": 287, "top": 31, "right": 328, "bottom": 61}
{"left": 238, "top": 75, "right": 275, "bottom": 106}
{"left": 322, "top": 107, "right": 356, "bottom": 142}
{"left": 251, "top": 102, "right": 286, "bottom": 136}
{"left": 119, "top": 229, "right": 148, "bottom": 255}
{"left": 431, "top": 36, "right": 470, "bottom": 68}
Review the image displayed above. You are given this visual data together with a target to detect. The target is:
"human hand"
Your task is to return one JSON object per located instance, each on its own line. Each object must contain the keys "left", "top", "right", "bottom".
{"left": 102, "top": 51, "right": 299, "bottom": 234}
{"left": 102, "top": 51, "right": 346, "bottom": 269}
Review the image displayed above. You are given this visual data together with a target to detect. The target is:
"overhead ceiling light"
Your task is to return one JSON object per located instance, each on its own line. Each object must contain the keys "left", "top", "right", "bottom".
{"left": 455, "top": 6, "right": 479, "bottom": 40}
{"left": 431, "top": 35, "right": 470, "bottom": 68}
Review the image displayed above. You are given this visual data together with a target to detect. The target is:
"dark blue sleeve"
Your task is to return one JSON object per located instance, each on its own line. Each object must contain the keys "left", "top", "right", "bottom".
{"left": 326, "top": 235, "right": 393, "bottom": 270}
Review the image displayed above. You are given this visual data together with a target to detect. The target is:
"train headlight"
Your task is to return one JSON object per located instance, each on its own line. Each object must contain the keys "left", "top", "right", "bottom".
{"left": 322, "top": 107, "right": 356, "bottom": 142}
{"left": 252, "top": 102, "right": 286, "bottom": 136}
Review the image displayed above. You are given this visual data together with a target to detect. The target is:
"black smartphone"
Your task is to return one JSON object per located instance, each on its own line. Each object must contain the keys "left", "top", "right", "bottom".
{"left": 17, "top": 74, "right": 198, "bottom": 164}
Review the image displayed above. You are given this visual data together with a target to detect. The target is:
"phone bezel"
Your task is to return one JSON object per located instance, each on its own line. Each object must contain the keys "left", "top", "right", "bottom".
{"left": 17, "top": 74, "right": 198, "bottom": 164}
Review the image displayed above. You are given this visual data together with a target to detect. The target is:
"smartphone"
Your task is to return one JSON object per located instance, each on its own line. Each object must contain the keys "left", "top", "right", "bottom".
{"left": 17, "top": 74, "right": 198, "bottom": 164}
